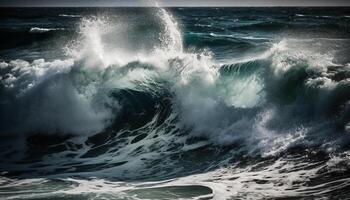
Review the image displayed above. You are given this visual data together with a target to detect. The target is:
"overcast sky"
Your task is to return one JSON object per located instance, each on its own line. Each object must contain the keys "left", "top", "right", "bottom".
{"left": 1, "top": 0, "right": 349, "bottom": 7}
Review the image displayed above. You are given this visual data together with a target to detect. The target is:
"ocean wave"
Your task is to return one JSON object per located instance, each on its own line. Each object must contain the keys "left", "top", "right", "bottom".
{"left": 209, "top": 33, "right": 271, "bottom": 41}
{"left": 29, "top": 27, "right": 65, "bottom": 33}
{"left": 228, "top": 21, "right": 347, "bottom": 32}
{"left": 295, "top": 14, "right": 339, "bottom": 18}
{"left": 1, "top": 7, "right": 350, "bottom": 199}
{"left": 59, "top": 14, "right": 82, "bottom": 18}
{"left": 1, "top": 14, "right": 349, "bottom": 153}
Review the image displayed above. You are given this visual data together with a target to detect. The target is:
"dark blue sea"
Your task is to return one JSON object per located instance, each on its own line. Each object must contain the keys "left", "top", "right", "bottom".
{"left": 0, "top": 7, "right": 350, "bottom": 199}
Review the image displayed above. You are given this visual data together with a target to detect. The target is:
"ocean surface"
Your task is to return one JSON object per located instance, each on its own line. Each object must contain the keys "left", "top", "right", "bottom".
{"left": 0, "top": 7, "right": 350, "bottom": 199}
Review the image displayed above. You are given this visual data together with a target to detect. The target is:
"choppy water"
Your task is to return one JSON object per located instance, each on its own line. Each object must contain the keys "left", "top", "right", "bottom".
{"left": 0, "top": 7, "right": 350, "bottom": 199}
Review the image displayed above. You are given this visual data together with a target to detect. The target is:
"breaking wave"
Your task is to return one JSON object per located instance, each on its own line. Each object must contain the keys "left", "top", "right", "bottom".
{"left": 0, "top": 7, "right": 350, "bottom": 200}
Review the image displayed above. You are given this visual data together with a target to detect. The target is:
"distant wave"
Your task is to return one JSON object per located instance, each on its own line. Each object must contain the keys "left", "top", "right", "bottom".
{"left": 29, "top": 27, "right": 64, "bottom": 33}
{"left": 295, "top": 14, "right": 340, "bottom": 18}
{"left": 209, "top": 33, "right": 269, "bottom": 41}
{"left": 59, "top": 14, "right": 82, "bottom": 18}
{"left": 194, "top": 23, "right": 213, "bottom": 28}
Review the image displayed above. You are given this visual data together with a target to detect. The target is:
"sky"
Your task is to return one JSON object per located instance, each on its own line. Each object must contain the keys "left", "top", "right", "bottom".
{"left": 0, "top": 0, "right": 349, "bottom": 7}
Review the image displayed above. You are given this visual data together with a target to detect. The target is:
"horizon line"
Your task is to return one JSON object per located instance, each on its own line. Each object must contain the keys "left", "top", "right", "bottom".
{"left": 1, "top": 5, "right": 350, "bottom": 8}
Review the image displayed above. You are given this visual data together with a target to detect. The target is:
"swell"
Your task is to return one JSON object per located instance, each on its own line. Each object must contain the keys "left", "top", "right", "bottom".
{"left": 185, "top": 32, "right": 264, "bottom": 48}
{"left": 227, "top": 21, "right": 350, "bottom": 32}
{"left": 0, "top": 27, "right": 75, "bottom": 61}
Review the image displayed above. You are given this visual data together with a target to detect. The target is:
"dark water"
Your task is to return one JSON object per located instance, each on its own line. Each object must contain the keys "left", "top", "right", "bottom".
{"left": 0, "top": 7, "right": 350, "bottom": 199}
